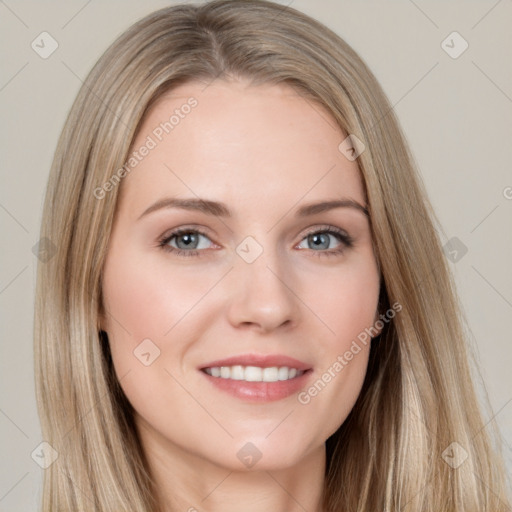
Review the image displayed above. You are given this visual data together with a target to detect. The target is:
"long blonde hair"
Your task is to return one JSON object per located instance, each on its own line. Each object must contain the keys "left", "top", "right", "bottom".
{"left": 34, "top": 1, "right": 510, "bottom": 510}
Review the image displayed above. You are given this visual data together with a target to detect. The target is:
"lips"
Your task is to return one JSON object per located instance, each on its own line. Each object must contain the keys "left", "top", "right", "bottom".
{"left": 199, "top": 353, "right": 312, "bottom": 372}
{"left": 199, "top": 353, "right": 313, "bottom": 402}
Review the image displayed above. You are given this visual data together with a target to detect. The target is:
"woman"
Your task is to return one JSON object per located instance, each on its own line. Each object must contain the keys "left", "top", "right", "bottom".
{"left": 34, "top": 1, "right": 510, "bottom": 510}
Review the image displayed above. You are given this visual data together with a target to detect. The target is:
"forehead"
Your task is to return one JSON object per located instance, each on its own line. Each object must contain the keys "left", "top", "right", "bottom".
{"left": 119, "top": 79, "right": 365, "bottom": 216}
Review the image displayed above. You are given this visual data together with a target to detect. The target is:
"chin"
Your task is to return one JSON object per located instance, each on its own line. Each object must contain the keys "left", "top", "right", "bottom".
{"left": 210, "top": 435, "right": 318, "bottom": 473}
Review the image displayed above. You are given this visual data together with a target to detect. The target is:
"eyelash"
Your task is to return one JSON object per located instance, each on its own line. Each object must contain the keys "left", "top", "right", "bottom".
{"left": 157, "top": 225, "right": 354, "bottom": 259}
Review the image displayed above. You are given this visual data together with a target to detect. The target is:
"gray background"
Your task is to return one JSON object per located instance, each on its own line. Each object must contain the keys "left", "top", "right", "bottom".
{"left": 1, "top": 0, "right": 511, "bottom": 509}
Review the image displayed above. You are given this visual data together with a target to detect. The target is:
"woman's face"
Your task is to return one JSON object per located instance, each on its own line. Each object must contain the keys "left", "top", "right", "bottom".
{"left": 101, "top": 79, "right": 381, "bottom": 472}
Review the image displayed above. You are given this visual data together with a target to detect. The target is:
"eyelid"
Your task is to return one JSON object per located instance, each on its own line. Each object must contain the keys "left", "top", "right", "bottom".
{"left": 158, "top": 223, "right": 215, "bottom": 239}
{"left": 298, "top": 223, "right": 350, "bottom": 239}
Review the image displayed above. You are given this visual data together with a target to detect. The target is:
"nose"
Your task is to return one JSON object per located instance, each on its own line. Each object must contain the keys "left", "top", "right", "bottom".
{"left": 225, "top": 247, "right": 300, "bottom": 334}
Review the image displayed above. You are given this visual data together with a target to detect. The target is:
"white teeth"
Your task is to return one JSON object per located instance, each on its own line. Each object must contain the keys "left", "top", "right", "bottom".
{"left": 203, "top": 365, "right": 305, "bottom": 382}
{"left": 278, "top": 366, "right": 289, "bottom": 380}
{"left": 230, "top": 365, "right": 244, "bottom": 380}
{"left": 262, "top": 367, "right": 279, "bottom": 382}
{"left": 245, "top": 366, "right": 262, "bottom": 381}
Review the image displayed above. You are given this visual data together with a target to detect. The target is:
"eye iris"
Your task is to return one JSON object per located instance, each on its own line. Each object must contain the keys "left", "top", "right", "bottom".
{"left": 309, "top": 233, "right": 330, "bottom": 250}
{"left": 176, "top": 232, "right": 198, "bottom": 249}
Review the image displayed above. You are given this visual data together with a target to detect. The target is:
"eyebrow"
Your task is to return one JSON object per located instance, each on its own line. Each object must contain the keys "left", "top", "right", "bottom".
{"left": 137, "top": 197, "right": 369, "bottom": 220}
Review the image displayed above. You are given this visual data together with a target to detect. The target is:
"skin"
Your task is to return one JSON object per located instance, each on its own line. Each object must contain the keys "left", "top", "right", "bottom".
{"left": 100, "top": 78, "right": 382, "bottom": 512}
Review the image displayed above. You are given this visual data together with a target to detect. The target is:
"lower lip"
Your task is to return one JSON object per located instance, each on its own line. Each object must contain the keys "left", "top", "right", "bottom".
{"left": 200, "top": 370, "right": 313, "bottom": 402}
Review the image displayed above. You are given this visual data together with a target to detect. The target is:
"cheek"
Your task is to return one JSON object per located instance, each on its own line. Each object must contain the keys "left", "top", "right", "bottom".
{"left": 101, "top": 247, "right": 220, "bottom": 343}
{"left": 294, "top": 255, "right": 379, "bottom": 434}
{"left": 100, "top": 247, "right": 228, "bottom": 406}
{"left": 100, "top": 248, "right": 210, "bottom": 426}
{"left": 302, "top": 254, "right": 380, "bottom": 348}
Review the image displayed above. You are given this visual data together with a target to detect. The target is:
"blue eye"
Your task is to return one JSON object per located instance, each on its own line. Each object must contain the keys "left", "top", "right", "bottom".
{"left": 158, "top": 225, "right": 353, "bottom": 258}
{"left": 158, "top": 228, "right": 213, "bottom": 257}
{"left": 296, "top": 227, "right": 353, "bottom": 257}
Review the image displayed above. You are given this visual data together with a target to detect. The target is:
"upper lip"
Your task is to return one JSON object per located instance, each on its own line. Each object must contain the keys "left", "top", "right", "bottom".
{"left": 199, "top": 353, "right": 312, "bottom": 371}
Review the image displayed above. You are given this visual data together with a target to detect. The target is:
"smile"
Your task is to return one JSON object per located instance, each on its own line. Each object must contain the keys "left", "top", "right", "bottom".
{"left": 203, "top": 365, "right": 305, "bottom": 382}
{"left": 199, "top": 353, "right": 313, "bottom": 402}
